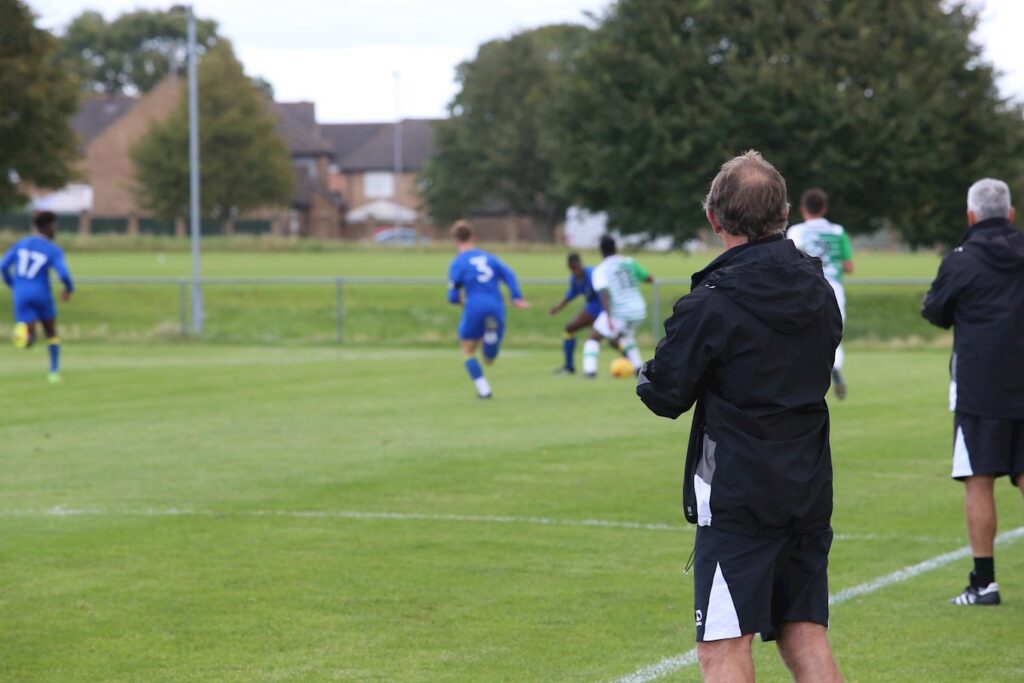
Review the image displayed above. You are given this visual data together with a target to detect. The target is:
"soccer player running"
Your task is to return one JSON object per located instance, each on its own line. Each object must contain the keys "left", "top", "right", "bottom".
{"left": 548, "top": 253, "right": 603, "bottom": 374}
{"left": 1, "top": 211, "right": 74, "bottom": 383}
{"left": 922, "top": 178, "right": 1024, "bottom": 607}
{"left": 447, "top": 220, "right": 528, "bottom": 399}
{"left": 637, "top": 152, "right": 843, "bottom": 682}
{"left": 787, "top": 189, "right": 853, "bottom": 399}
{"left": 582, "top": 235, "right": 651, "bottom": 378}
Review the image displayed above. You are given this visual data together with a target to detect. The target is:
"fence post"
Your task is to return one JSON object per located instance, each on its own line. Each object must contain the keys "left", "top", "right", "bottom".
{"left": 335, "top": 278, "right": 344, "bottom": 343}
{"left": 651, "top": 279, "right": 661, "bottom": 341}
{"left": 179, "top": 280, "right": 188, "bottom": 336}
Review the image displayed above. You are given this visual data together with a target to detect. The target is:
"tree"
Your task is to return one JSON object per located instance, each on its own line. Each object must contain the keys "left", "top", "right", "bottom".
{"left": 554, "top": 0, "right": 1024, "bottom": 246}
{"left": 131, "top": 41, "right": 293, "bottom": 229}
{"left": 419, "top": 25, "right": 589, "bottom": 240}
{"left": 0, "top": 0, "right": 79, "bottom": 209}
{"left": 60, "top": 8, "right": 219, "bottom": 95}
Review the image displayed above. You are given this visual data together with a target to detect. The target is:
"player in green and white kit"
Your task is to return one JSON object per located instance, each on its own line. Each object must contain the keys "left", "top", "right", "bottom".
{"left": 787, "top": 188, "right": 854, "bottom": 399}
{"left": 582, "top": 235, "right": 653, "bottom": 377}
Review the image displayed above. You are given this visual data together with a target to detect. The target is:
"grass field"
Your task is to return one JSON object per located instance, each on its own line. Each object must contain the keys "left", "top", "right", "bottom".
{"left": 2, "top": 342, "right": 1023, "bottom": 682}
{"left": 0, "top": 248, "right": 946, "bottom": 346}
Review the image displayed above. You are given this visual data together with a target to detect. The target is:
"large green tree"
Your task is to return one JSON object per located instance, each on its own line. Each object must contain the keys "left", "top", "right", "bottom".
{"left": 0, "top": 0, "right": 79, "bottom": 209}
{"left": 131, "top": 41, "right": 292, "bottom": 229}
{"left": 60, "top": 8, "right": 219, "bottom": 95}
{"left": 420, "top": 24, "right": 589, "bottom": 239}
{"left": 554, "top": 0, "right": 1024, "bottom": 246}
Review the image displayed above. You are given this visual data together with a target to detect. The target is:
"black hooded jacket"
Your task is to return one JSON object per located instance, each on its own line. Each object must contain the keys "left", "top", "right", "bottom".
{"left": 637, "top": 234, "right": 843, "bottom": 537}
{"left": 922, "top": 217, "right": 1024, "bottom": 419}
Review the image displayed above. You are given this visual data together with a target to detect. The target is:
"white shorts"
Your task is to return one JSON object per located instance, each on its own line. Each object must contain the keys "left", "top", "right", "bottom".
{"left": 593, "top": 311, "right": 641, "bottom": 339}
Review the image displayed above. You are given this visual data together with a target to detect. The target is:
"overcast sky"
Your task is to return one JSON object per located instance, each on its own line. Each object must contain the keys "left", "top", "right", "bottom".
{"left": 32, "top": 0, "right": 1024, "bottom": 123}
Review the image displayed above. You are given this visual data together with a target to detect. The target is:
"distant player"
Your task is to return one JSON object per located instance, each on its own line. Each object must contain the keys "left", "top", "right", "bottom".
{"left": 1, "top": 211, "right": 74, "bottom": 383}
{"left": 582, "top": 235, "right": 651, "bottom": 377}
{"left": 787, "top": 189, "right": 854, "bottom": 399}
{"left": 447, "top": 220, "right": 528, "bottom": 398}
{"left": 548, "top": 253, "right": 602, "bottom": 374}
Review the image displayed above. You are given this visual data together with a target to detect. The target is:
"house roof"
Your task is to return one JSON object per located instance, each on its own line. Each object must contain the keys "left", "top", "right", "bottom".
{"left": 70, "top": 96, "right": 137, "bottom": 150}
{"left": 320, "top": 119, "right": 438, "bottom": 172}
{"left": 272, "top": 102, "right": 334, "bottom": 157}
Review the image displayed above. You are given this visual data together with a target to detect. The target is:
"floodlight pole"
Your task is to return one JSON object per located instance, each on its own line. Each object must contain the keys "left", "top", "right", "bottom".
{"left": 186, "top": 4, "right": 203, "bottom": 333}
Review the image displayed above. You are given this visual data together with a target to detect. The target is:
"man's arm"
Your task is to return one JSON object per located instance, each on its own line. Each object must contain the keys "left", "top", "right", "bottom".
{"left": 495, "top": 258, "right": 527, "bottom": 307}
{"left": 840, "top": 232, "right": 854, "bottom": 275}
{"left": 551, "top": 279, "right": 579, "bottom": 315}
{"left": 636, "top": 291, "right": 720, "bottom": 419}
{"left": 921, "top": 254, "right": 964, "bottom": 329}
{"left": 446, "top": 261, "right": 462, "bottom": 305}
{"left": 0, "top": 247, "right": 14, "bottom": 288}
{"left": 53, "top": 249, "right": 74, "bottom": 297}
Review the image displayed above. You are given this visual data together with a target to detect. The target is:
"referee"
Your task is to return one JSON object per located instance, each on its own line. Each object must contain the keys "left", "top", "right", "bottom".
{"left": 637, "top": 151, "right": 843, "bottom": 682}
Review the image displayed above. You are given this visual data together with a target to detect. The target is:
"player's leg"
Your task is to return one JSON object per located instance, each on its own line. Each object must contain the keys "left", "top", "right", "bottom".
{"left": 829, "top": 281, "right": 847, "bottom": 400}
{"left": 697, "top": 635, "right": 755, "bottom": 683}
{"left": 776, "top": 623, "right": 842, "bottom": 683}
{"left": 557, "top": 310, "right": 595, "bottom": 374}
{"left": 41, "top": 318, "right": 61, "bottom": 383}
{"left": 583, "top": 313, "right": 612, "bottom": 378}
{"left": 481, "top": 314, "right": 504, "bottom": 366}
{"left": 617, "top": 320, "right": 644, "bottom": 371}
{"left": 11, "top": 296, "right": 37, "bottom": 349}
{"left": 458, "top": 311, "right": 492, "bottom": 399}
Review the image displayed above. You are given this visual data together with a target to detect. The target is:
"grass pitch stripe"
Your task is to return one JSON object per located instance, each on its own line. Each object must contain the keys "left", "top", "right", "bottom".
{"left": 0, "top": 506, "right": 956, "bottom": 543}
{"left": 608, "top": 526, "right": 1024, "bottom": 683}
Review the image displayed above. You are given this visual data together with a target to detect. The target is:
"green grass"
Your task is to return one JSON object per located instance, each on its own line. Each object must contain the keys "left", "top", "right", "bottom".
{"left": 0, "top": 343, "right": 1022, "bottom": 681}
{"left": 0, "top": 249, "right": 946, "bottom": 345}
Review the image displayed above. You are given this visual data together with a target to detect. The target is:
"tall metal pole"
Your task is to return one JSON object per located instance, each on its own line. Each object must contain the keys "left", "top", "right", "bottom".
{"left": 393, "top": 70, "right": 403, "bottom": 229}
{"left": 187, "top": 5, "right": 203, "bottom": 333}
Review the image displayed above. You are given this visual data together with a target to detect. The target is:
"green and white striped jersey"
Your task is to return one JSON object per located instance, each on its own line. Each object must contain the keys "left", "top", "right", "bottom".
{"left": 787, "top": 218, "right": 853, "bottom": 283}
{"left": 591, "top": 254, "right": 649, "bottom": 322}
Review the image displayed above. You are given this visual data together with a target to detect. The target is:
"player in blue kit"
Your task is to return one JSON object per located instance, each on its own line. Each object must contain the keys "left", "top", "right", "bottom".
{"left": 447, "top": 220, "right": 528, "bottom": 398}
{"left": 548, "top": 253, "right": 603, "bottom": 374}
{"left": 1, "top": 211, "right": 75, "bottom": 383}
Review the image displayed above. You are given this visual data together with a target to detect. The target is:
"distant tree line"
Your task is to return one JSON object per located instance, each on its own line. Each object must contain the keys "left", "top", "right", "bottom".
{"left": 421, "top": 0, "right": 1024, "bottom": 246}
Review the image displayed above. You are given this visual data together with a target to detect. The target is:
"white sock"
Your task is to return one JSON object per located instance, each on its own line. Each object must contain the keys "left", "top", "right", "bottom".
{"left": 474, "top": 376, "right": 492, "bottom": 397}
{"left": 582, "top": 339, "right": 600, "bottom": 375}
{"left": 623, "top": 339, "right": 643, "bottom": 369}
{"left": 834, "top": 344, "right": 844, "bottom": 371}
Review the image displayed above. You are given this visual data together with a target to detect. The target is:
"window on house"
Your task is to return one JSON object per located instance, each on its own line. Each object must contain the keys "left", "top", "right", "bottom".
{"left": 364, "top": 172, "right": 395, "bottom": 199}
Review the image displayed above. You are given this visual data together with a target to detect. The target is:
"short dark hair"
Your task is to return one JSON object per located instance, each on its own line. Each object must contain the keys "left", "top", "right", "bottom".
{"left": 34, "top": 211, "right": 57, "bottom": 231}
{"left": 450, "top": 220, "right": 473, "bottom": 243}
{"left": 567, "top": 253, "right": 581, "bottom": 265}
{"left": 801, "top": 188, "right": 828, "bottom": 215}
{"left": 599, "top": 235, "right": 617, "bottom": 257}
{"left": 703, "top": 150, "right": 789, "bottom": 240}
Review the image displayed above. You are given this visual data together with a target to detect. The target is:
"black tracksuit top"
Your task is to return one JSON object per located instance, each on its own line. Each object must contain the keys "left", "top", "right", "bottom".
{"left": 922, "top": 217, "right": 1024, "bottom": 420}
{"left": 637, "top": 234, "right": 843, "bottom": 537}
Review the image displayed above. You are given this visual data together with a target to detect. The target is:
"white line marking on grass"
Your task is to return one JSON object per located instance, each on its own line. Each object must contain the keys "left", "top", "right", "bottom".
{"left": 0, "top": 507, "right": 956, "bottom": 543}
{"left": 607, "top": 525, "right": 1024, "bottom": 683}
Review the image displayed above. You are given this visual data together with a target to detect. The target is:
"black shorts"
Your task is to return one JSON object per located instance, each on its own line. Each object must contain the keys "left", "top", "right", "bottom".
{"left": 693, "top": 526, "right": 831, "bottom": 642}
{"left": 951, "top": 413, "right": 1024, "bottom": 484}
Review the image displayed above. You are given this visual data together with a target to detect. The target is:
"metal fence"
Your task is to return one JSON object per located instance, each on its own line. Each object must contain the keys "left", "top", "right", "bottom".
{"left": 75, "top": 276, "right": 933, "bottom": 343}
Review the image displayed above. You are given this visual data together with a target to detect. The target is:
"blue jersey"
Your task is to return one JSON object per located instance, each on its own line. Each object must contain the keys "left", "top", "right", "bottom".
{"left": 447, "top": 249, "right": 522, "bottom": 311}
{"left": 1, "top": 235, "right": 74, "bottom": 300}
{"left": 566, "top": 266, "right": 602, "bottom": 316}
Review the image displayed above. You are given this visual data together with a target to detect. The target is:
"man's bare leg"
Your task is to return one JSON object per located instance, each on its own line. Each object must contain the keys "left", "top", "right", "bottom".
{"left": 964, "top": 475, "right": 996, "bottom": 557}
{"left": 776, "top": 622, "right": 842, "bottom": 683}
{"left": 697, "top": 635, "right": 754, "bottom": 683}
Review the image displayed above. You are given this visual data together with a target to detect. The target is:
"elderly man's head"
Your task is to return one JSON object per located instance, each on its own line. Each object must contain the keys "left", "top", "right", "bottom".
{"left": 704, "top": 150, "right": 789, "bottom": 243}
{"left": 967, "top": 178, "right": 1015, "bottom": 226}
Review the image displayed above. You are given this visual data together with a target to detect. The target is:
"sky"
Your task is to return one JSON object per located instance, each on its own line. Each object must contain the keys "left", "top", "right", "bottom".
{"left": 32, "top": 0, "right": 1024, "bottom": 124}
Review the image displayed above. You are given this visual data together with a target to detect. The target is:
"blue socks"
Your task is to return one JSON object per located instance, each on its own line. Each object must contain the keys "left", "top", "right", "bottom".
{"left": 465, "top": 357, "right": 483, "bottom": 380}
{"left": 563, "top": 336, "right": 576, "bottom": 371}
{"left": 47, "top": 338, "right": 60, "bottom": 373}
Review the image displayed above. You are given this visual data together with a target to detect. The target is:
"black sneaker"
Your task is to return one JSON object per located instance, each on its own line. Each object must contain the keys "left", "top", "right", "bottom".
{"left": 831, "top": 369, "right": 847, "bottom": 401}
{"left": 553, "top": 367, "right": 575, "bottom": 375}
{"left": 950, "top": 582, "right": 1000, "bottom": 605}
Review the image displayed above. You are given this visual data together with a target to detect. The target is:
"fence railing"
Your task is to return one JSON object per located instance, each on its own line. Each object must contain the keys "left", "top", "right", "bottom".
{"left": 74, "top": 276, "right": 933, "bottom": 343}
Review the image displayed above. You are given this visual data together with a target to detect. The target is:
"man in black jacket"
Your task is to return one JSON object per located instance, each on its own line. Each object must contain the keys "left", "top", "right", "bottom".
{"left": 637, "top": 151, "right": 843, "bottom": 682}
{"left": 922, "top": 177, "right": 1024, "bottom": 607}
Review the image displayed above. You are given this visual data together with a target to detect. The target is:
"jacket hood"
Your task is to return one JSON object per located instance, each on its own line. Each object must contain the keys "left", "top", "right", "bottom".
{"left": 960, "top": 218, "right": 1024, "bottom": 272}
{"left": 692, "top": 235, "right": 834, "bottom": 334}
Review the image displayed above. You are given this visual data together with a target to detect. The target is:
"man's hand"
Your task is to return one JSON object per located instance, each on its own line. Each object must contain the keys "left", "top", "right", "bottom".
{"left": 61, "top": 290, "right": 72, "bottom": 302}
{"left": 607, "top": 317, "right": 616, "bottom": 334}
{"left": 548, "top": 304, "right": 561, "bottom": 316}
{"left": 513, "top": 299, "right": 531, "bottom": 310}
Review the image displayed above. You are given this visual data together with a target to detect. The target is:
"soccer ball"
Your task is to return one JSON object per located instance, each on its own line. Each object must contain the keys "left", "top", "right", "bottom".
{"left": 610, "top": 357, "right": 634, "bottom": 378}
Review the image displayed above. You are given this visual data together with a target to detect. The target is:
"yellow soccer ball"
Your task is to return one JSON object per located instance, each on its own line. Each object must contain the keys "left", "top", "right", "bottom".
{"left": 610, "top": 357, "right": 634, "bottom": 378}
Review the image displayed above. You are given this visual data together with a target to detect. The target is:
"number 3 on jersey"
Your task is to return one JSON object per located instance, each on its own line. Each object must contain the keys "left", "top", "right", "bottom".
{"left": 469, "top": 255, "right": 494, "bottom": 283}
{"left": 16, "top": 249, "right": 48, "bottom": 278}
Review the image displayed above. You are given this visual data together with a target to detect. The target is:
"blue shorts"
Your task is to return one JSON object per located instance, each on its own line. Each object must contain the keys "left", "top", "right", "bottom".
{"left": 14, "top": 295, "right": 56, "bottom": 324}
{"left": 585, "top": 301, "right": 603, "bottom": 318}
{"left": 459, "top": 307, "right": 505, "bottom": 342}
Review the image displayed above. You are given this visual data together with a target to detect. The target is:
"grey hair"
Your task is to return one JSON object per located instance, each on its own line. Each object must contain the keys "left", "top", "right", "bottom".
{"left": 967, "top": 178, "right": 1012, "bottom": 221}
